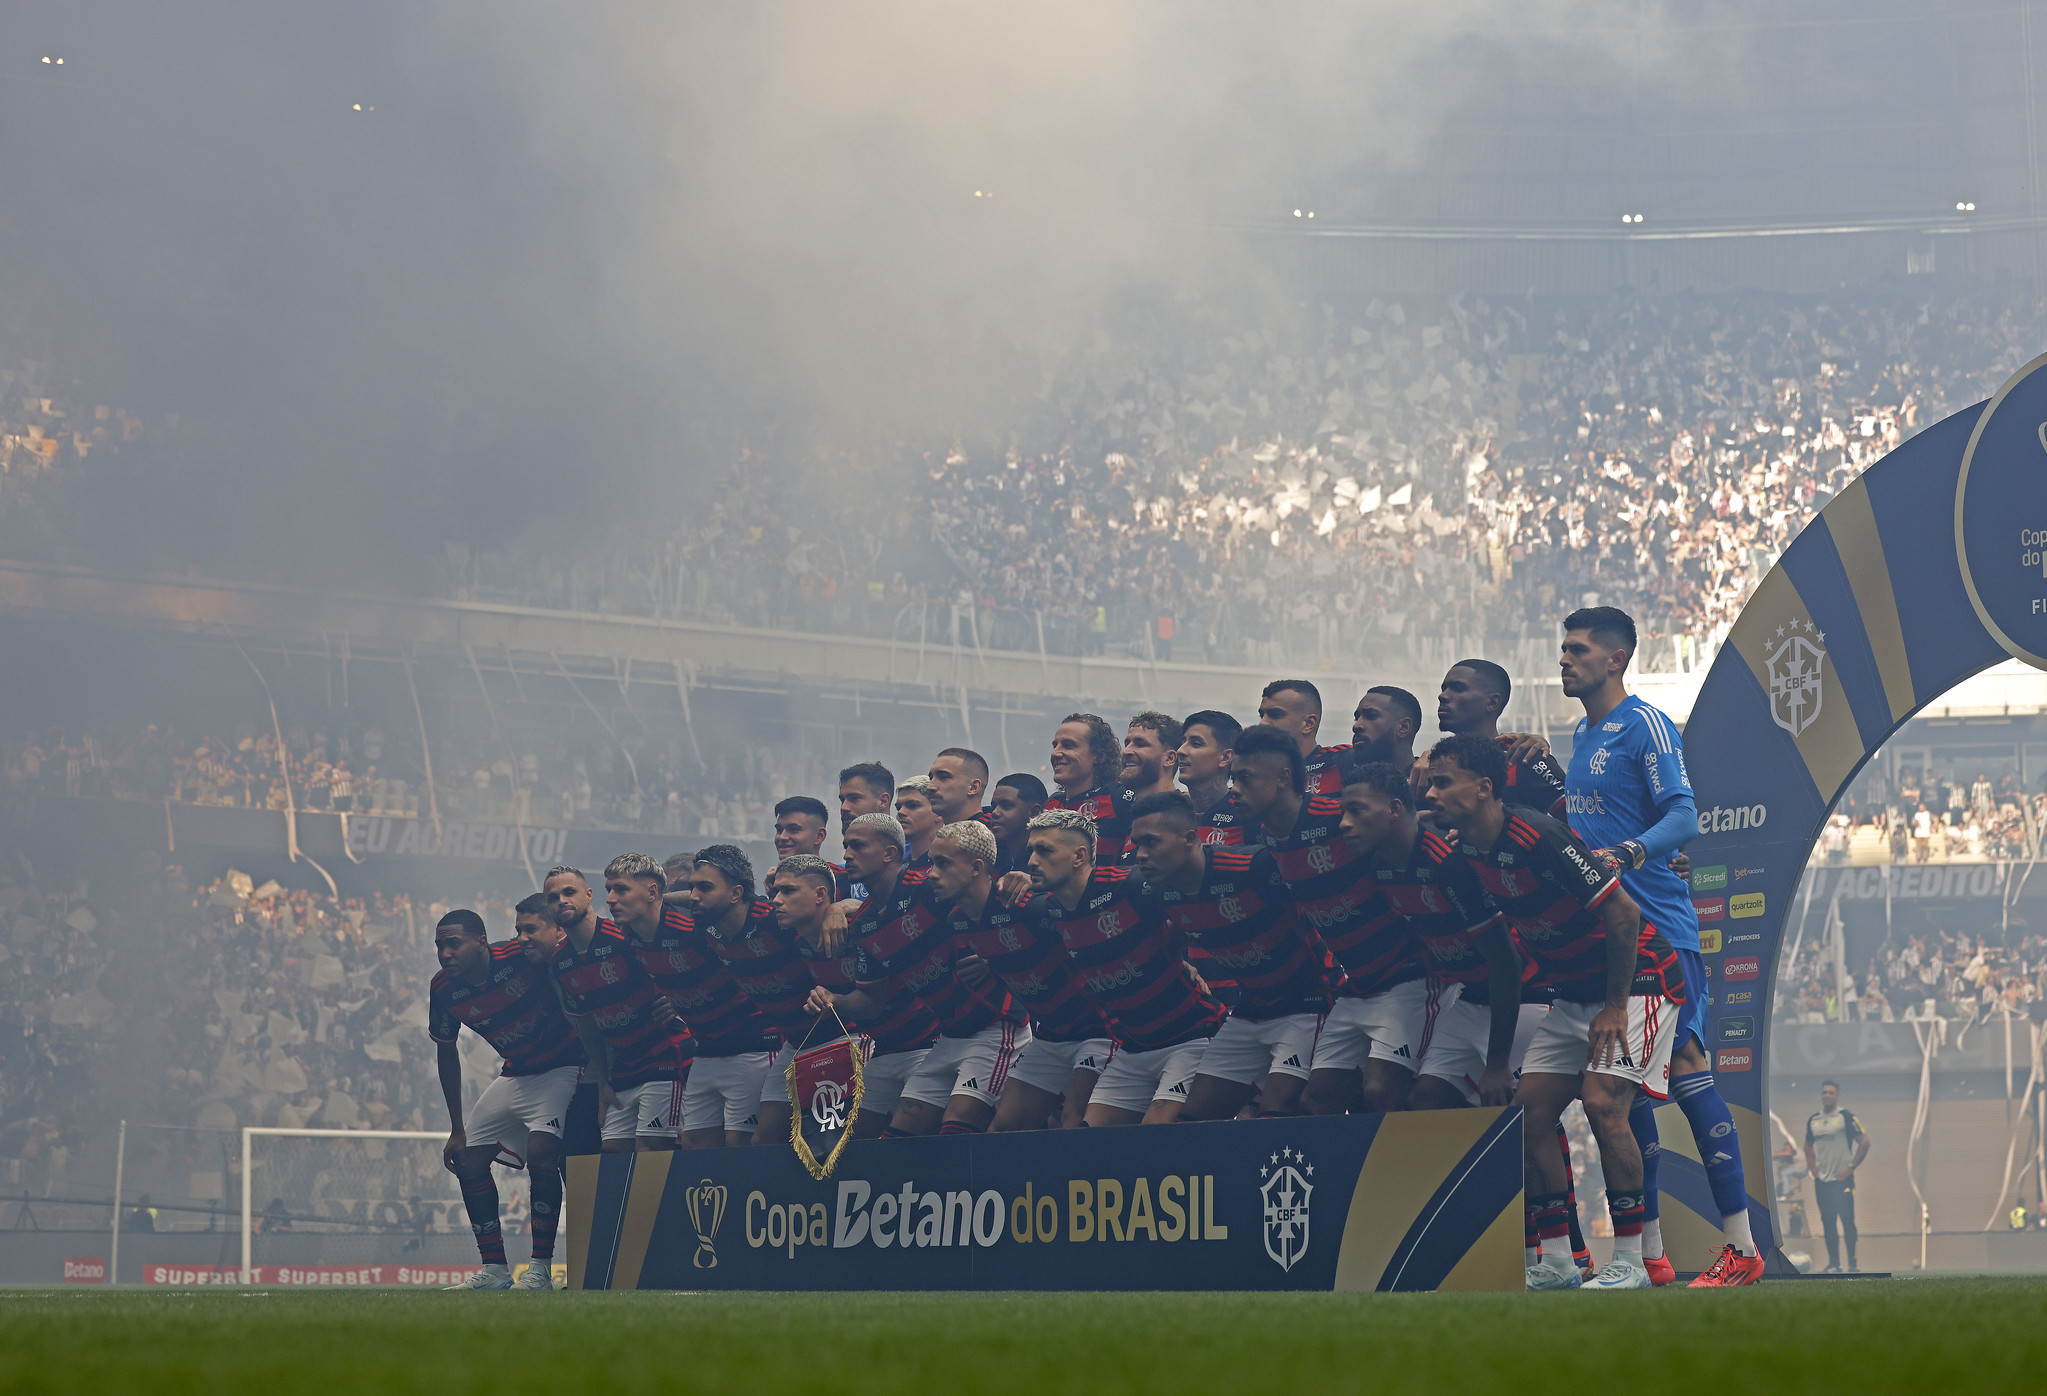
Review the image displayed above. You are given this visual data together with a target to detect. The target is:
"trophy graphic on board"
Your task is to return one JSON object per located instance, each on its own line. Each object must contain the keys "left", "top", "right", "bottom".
{"left": 684, "top": 1179, "right": 728, "bottom": 1269}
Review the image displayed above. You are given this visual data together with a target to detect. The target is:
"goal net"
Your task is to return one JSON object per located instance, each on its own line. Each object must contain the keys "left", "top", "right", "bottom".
{"left": 239, "top": 1128, "right": 531, "bottom": 1284}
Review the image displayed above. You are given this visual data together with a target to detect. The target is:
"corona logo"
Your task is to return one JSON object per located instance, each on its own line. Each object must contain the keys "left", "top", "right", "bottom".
{"left": 684, "top": 1180, "right": 728, "bottom": 1269}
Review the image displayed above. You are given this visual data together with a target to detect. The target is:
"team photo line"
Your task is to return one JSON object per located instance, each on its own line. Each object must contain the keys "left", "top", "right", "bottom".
{"left": 428, "top": 605, "right": 1763, "bottom": 1292}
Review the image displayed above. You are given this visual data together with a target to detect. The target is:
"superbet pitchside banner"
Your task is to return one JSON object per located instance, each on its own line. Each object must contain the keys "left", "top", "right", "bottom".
{"left": 1676, "top": 351, "right": 2047, "bottom": 1264}
{"left": 567, "top": 1110, "right": 1523, "bottom": 1292}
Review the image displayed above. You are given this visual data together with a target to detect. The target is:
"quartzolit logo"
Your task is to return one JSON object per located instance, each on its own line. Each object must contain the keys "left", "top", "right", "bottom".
{"left": 1260, "top": 1146, "right": 1313, "bottom": 1273}
{"left": 685, "top": 1180, "right": 728, "bottom": 1269}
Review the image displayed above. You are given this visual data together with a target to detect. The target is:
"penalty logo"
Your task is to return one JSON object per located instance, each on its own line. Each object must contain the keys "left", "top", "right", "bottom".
{"left": 1763, "top": 618, "right": 1827, "bottom": 737}
{"left": 684, "top": 1180, "right": 728, "bottom": 1269}
{"left": 1260, "top": 1146, "right": 1313, "bottom": 1273}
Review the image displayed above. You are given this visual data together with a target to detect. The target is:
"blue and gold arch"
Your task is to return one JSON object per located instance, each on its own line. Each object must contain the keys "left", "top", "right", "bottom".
{"left": 1676, "top": 352, "right": 2047, "bottom": 1268}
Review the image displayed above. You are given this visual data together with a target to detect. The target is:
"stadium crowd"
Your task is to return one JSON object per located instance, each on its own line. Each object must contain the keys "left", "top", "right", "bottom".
{"left": 1777, "top": 928, "right": 2047, "bottom": 1028}
{"left": 454, "top": 289, "right": 2037, "bottom": 671}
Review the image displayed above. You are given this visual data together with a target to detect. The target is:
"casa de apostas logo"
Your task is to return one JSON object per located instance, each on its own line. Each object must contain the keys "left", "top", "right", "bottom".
{"left": 1261, "top": 1146, "right": 1313, "bottom": 1272}
{"left": 1762, "top": 617, "right": 1827, "bottom": 737}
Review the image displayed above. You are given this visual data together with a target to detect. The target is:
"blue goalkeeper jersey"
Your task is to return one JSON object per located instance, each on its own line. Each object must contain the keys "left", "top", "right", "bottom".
{"left": 1563, "top": 694, "right": 1700, "bottom": 952}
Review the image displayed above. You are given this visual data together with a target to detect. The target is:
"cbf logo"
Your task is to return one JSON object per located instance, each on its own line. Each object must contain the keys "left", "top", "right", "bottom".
{"left": 1260, "top": 1146, "right": 1313, "bottom": 1272}
{"left": 684, "top": 1179, "right": 727, "bottom": 1269}
{"left": 810, "top": 1079, "right": 849, "bottom": 1132}
{"left": 1763, "top": 618, "right": 1827, "bottom": 737}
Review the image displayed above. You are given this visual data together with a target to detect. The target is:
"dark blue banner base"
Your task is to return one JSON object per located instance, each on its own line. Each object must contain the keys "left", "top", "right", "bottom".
{"left": 567, "top": 1108, "right": 1523, "bottom": 1292}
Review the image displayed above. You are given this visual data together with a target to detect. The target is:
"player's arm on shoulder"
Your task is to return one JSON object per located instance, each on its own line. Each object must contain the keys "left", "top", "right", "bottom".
{"left": 563, "top": 1012, "right": 619, "bottom": 1114}
{"left": 1498, "top": 731, "right": 1551, "bottom": 763}
{"left": 1587, "top": 883, "right": 1644, "bottom": 1070}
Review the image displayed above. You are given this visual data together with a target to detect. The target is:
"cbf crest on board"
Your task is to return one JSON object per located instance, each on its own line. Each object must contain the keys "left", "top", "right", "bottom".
{"left": 1260, "top": 1146, "right": 1313, "bottom": 1273}
{"left": 1762, "top": 618, "right": 1828, "bottom": 737}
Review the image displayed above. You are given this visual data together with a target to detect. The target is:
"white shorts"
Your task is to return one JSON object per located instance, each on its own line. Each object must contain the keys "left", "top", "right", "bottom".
{"left": 1087, "top": 1036, "right": 1211, "bottom": 1115}
{"left": 1310, "top": 979, "right": 1436, "bottom": 1074}
{"left": 466, "top": 1065, "right": 580, "bottom": 1165}
{"left": 1416, "top": 990, "right": 1549, "bottom": 1104}
{"left": 1006, "top": 1035, "right": 1115, "bottom": 1098}
{"left": 1194, "top": 1012, "right": 1324, "bottom": 1086}
{"left": 856, "top": 1043, "right": 931, "bottom": 1118}
{"left": 601, "top": 1077, "right": 686, "bottom": 1143}
{"left": 1519, "top": 994, "right": 1679, "bottom": 1099}
{"left": 760, "top": 1041, "right": 806, "bottom": 1105}
{"left": 901, "top": 1020, "right": 1031, "bottom": 1108}
{"left": 682, "top": 1051, "right": 773, "bottom": 1133}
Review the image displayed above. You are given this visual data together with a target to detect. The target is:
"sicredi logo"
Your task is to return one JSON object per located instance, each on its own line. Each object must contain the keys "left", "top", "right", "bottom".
{"left": 1730, "top": 892, "right": 1766, "bottom": 919}
{"left": 1691, "top": 864, "right": 1728, "bottom": 892}
{"left": 1716, "top": 1048, "right": 1754, "bottom": 1072}
{"left": 1700, "top": 805, "right": 1767, "bottom": 833}
{"left": 1693, "top": 897, "right": 1725, "bottom": 922}
{"left": 1724, "top": 956, "right": 1761, "bottom": 982}
{"left": 1699, "top": 926, "right": 1722, "bottom": 954}
{"left": 1719, "top": 1016, "right": 1755, "bottom": 1041}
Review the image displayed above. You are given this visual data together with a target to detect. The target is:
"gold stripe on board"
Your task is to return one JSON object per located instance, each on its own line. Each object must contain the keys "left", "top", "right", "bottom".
{"left": 1824, "top": 478, "right": 1917, "bottom": 720}
{"left": 1728, "top": 567, "right": 1867, "bottom": 802}
{"left": 1332, "top": 1108, "right": 1499, "bottom": 1292}
{"left": 565, "top": 1155, "right": 602, "bottom": 1291}
{"left": 607, "top": 1150, "right": 676, "bottom": 1291}
{"left": 1433, "top": 1192, "right": 1525, "bottom": 1292}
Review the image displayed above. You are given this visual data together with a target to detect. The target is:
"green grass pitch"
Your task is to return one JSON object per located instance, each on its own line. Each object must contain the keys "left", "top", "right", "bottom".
{"left": 2, "top": 1279, "right": 2043, "bottom": 1394}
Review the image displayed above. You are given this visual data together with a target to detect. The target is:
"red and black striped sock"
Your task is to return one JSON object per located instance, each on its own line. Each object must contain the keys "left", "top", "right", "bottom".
{"left": 458, "top": 1172, "right": 507, "bottom": 1267}
{"left": 938, "top": 1120, "right": 982, "bottom": 1135}
{"left": 1609, "top": 1190, "right": 1646, "bottom": 1255}
{"left": 880, "top": 1126, "right": 916, "bottom": 1140}
{"left": 528, "top": 1163, "right": 563, "bottom": 1263}
{"left": 1556, "top": 1123, "right": 1589, "bottom": 1267}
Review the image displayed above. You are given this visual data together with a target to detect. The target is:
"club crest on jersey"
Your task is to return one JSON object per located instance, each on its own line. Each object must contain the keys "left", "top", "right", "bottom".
{"left": 1218, "top": 895, "right": 1246, "bottom": 922}
{"left": 1306, "top": 844, "right": 1337, "bottom": 875}
{"left": 1260, "top": 1146, "right": 1313, "bottom": 1273}
{"left": 1762, "top": 617, "right": 1827, "bottom": 737}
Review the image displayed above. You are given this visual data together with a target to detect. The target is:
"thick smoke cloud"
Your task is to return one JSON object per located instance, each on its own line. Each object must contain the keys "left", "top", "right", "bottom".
{"left": 0, "top": 1, "right": 1646, "bottom": 581}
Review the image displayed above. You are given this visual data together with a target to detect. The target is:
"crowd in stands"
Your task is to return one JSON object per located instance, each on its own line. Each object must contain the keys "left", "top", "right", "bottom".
{"left": 0, "top": 365, "right": 163, "bottom": 548}
{"left": 456, "top": 289, "right": 2041, "bottom": 672}
{"left": 1777, "top": 927, "right": 2047, "bottom": 1028}
{"left": 0, "top": 849, "right": 506, "bottom": 1212}
{"left": 1823, "top": 762, "right": 2045, "bottom": 864}
{"left": 2, "top": 710, "right": 813, "bottom": 846}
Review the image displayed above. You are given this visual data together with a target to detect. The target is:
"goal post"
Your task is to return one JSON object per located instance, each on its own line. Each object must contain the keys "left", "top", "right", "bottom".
{"left": 240, "top": 1128, "right": 453, "bottom": 1284}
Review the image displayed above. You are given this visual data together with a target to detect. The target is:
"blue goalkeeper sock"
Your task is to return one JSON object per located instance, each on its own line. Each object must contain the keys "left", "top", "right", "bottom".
{"left": 1671, "top": 1070, "right": 1754, "bottom": 1249}
{"left": 1629, "top": 1091, "right": 1661, "bottom": 1258}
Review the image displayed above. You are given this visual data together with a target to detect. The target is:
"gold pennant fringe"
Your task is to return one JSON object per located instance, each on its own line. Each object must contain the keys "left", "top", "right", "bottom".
{"left": 788, "top": 1006, "right": 865, "bottom": 1181}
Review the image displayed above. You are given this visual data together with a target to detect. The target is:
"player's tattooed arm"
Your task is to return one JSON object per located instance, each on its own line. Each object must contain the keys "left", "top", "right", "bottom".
{"left": 1589, "top": 885, "right": 1645, "bottom": 1071}
{"left": 564, "top": 1011, "right": 619, "bottom": 1116}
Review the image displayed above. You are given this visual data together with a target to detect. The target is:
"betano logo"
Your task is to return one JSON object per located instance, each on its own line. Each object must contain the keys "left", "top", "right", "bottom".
{"left": 1716, "top": 1048, "right": 1754, "bottom": 1072}
{"left": 1700, "top": 805, "right": 1768, "bottom": 833}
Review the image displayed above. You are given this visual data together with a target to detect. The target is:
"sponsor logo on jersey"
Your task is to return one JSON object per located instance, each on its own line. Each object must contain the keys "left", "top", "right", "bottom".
{"left": 1602, "top": 721, "right": 1624, "bottom": 732}
{"left": 1761, "top": 618, "right": 1827, "bottom": 737}
{"left": 1693, "top": 897, "right": 1726, "bottom": 922}
{"left": 1699, "top": 926, "right": 1722, "bottom": 953}
{"left": 1260, "top": 1146, "right": 1313, "bottom": 1273}
{"left": 1730, "top": 892, "right": 1766, "bottom": 919}
{"left": 1700, "top": 804, "right": 1768, "bottom": 833}
{"left": 1719, "top": 1016, "right": 1755, "bottom": 1042}
{"left": 1716, "top": 1047, "right": 1754, "bottom": 1072}
{"left": 1691, "top": 864, "right": 1729, "bottom": 891}
{"left": 1723, "top": 956, "right": 1761, "bottom": 982}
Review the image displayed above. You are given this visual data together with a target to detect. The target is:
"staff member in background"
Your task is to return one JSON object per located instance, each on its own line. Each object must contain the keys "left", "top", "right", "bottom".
{"left": 1804, "top": 1079, "right": 1870, "bottom": 1273}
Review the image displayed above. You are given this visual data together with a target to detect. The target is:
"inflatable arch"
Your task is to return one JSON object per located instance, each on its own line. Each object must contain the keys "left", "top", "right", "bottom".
{"left": 1668, "top": 351, "right": 2047, "bottom": 1265}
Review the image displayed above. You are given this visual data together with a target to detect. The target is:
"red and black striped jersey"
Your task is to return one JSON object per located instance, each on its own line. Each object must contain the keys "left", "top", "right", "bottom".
{"left": 629, "top": 904, "right": 779, "bottom": 1057}
{"left": 548, "top": 918, "right": 694, "bottom": 1087}
{"left": 850, "top": 869, "right": 1012, "bottom": 1040}
{"left": 950, "top": 891, "right": 1112, "bottom": 1044}
{"left": 1365, "top": 828, "right": 1511, "bottom": 1004}
{"left": 1454, "top": 806, "right": 1682, "bottom": 1005}
{"left": 1046, "top": 781, "right": 1140, "bottom": 865}
{"left": 701, "top": 907, "right": 910, "bottom": 1050}
{"left": 1504, "top": 744, "right": 1569, "bottom": 818}
{"left": 428, "top": 942, "right": 585, "bottom": 1077}
{"left": 1303, "top": 743, "right": 1352, "bottom": 797}
{"left": 1153, "top": 846, "right": 1339, "bottom": 1020}
{"left": 1040, "top": 866, "right": 1223, "bottom": 1051}
{"left": 1195, "top": 791, "right": 1265, "bottom": 849}
{"left": 1268, "top": 796, "right": 1378, "bottom": 969}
